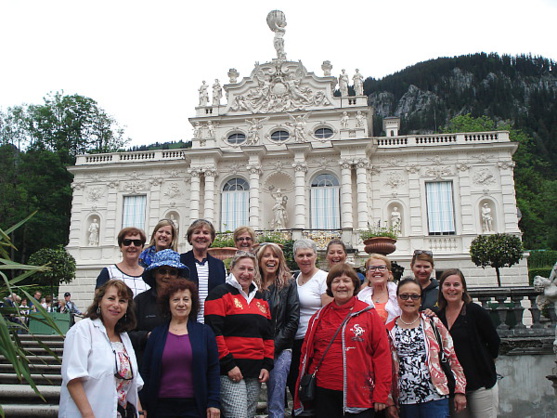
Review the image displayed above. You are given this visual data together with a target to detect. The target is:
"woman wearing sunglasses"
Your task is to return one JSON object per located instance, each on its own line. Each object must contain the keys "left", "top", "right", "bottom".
{"left": 60, "top": 280, "right": 144, "bottom": 417}
{"left": 357, "top": 254, "right": 401, "bottom": 324}
{"left": 386, "top": 278, "right": 467, "bottom": 418}
{"left": 96, "top": 227, "right": 149, "bottom": 297}
{"left": 141, "top": 279, "right": 221, "bottom": 417}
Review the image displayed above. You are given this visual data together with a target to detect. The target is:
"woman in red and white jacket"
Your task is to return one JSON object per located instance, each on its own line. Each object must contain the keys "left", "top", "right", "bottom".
{"left": 386, "top": 277, "right": 467, "bottom": 418}
{"left": 293, "top": 263, "right": 392, "bottom": 417}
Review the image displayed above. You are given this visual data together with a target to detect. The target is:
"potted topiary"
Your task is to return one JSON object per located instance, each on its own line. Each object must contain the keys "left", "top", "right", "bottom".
{"left": 359, "top": 221, "right": 398, "bottom": 255}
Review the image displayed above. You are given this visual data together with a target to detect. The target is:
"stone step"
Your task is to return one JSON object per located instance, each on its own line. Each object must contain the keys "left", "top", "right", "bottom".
{"left": 0, "top": 363, "right": 61, "bottom": 374}
{"left": 20, "top": 346, "right": 64, "bottom": 356}
{"left": 0, "top": 403, "right": 59, "bottom": 417}
{"left": 0, "top": 384, "right": 60, "bottom": 403}
{"left": 0, "top": 354, "right": 61, "bottom": 364}
{"left": 0, "top": 373, "right": 62, "bottom": 385}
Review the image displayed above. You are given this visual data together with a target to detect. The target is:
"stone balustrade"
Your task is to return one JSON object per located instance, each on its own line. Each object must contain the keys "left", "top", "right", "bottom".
{"left": 376, "top": 130, "right": 510, "bottom": 148}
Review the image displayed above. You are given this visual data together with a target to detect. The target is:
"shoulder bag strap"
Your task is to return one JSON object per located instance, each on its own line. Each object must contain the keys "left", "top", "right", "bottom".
{"left": 429, "top": 318, "right": 447, "bottom": 361}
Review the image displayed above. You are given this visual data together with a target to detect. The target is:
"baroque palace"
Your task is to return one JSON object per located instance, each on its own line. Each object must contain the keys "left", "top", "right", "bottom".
{"left": 63, "top": 11, "right": 527, "bottom": 303}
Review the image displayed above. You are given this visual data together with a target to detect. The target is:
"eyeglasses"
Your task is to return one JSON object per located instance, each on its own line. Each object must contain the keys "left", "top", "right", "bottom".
{"left": 236, "top": 237, "right": 253, "bottom": 242}
{"left": 367, "top": 265, "right": 388, "bottom": 272}
{"left": 122, "top": 239, "right": 143, "bottom": 247}
{"left": 113, "top": 350, "right": 134, "bottom": 381}
{"left": 413, "top": 250, "right": 433, "bottom": 257}
{"left": 398, "top": 293, "right": 421, "bottom": 300}
{"left": 157, "top": 268, "right": 179, "bottom": 276}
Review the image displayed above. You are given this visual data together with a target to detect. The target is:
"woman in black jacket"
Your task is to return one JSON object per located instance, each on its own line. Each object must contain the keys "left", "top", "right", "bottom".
{"left": 256, "top": 243, "right": 300, "bottom": 418}
{"left": 437, "top": 268, "right": 500, "bottom": 417}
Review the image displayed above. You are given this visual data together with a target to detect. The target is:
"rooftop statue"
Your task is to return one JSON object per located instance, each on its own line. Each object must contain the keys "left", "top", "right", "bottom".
{"left": 353, "top": 69, "right": 364, "bottom": 96}
{"left": 212, "top": 79, "right": 222, "bottom": 106}
{"left": 267, "top": 10, "right": 287, "bottom": 61}
{"left": 198, "top": 81, "right": 209, "bottom": 106}
{"left": 339, "top": 69, "right": 349, "bottom": 97}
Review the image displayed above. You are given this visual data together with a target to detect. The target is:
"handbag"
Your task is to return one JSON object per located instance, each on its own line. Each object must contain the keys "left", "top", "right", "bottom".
{"left": 299, "top": 311, "right": 353, "bottom": 402}
{"left": 430, "top": 318, "right": 456, "bottom": 395}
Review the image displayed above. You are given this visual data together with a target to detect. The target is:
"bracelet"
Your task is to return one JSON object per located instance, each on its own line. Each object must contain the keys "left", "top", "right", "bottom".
{"left": 138, "top": 412, "right": 145, "bottom": 416}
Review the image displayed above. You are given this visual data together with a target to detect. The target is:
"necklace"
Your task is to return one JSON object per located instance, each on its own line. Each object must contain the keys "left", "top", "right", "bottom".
{"left": 398, "top": 315, "right": 420, "bottom": 325}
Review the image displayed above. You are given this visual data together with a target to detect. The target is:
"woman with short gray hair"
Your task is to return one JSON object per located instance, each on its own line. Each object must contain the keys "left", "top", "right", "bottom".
{"left": 287, "top": 239, "right": 333, "bottom": 401}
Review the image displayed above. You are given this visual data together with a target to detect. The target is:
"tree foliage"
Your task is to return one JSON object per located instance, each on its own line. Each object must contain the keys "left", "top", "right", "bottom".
{"left": 469, "top": 234, "right": 524, "bottom": 286}
{"left": 27, "top": 245, "right": 76, "bottom": 289}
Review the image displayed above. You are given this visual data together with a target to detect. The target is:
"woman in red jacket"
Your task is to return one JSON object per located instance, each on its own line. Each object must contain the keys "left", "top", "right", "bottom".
{"left": 294, "top": 263, "right": 392, "bottom": 417}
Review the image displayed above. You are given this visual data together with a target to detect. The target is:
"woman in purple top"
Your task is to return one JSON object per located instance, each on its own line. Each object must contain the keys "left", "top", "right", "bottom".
{"left": 141, "top": 280, "right": 220, "bottom": 417}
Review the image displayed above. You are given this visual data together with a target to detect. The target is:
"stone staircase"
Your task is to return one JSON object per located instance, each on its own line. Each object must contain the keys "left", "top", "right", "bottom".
{"left": 0, "top": 334, "right": 63, "bottom": 417}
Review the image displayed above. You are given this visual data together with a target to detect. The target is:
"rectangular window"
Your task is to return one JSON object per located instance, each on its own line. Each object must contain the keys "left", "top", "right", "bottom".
{"left": 221, "top": 191, "right": 249, "bottom": 231}
{"left": 310, "top": 187, "right": 340, "bottom": 229}
{"left": 122, "top": 195, "right": 146, "bottom": 230}
{"left": 425, "top": 182, "right": 455, "bottom": 235}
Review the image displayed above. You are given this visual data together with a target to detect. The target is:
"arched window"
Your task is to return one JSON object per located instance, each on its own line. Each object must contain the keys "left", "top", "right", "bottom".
{"left": 310, "top": 173, "right": 340, "bottom": 229}
{"left": 221, "top": 178, "right": 250, "bottom": 230}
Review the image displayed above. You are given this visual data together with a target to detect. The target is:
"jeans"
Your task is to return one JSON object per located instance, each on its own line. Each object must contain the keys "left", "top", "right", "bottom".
{"left": 400, "top": 398, "right": 449, "bottom": 418}
{"left": 267, "top": 349, "right": 292, "bottom": 418}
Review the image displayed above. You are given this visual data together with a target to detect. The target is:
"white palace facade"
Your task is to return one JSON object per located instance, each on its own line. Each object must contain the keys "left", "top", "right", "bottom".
{"left": 62, "top": 11, "right": 527, "bottom": 305}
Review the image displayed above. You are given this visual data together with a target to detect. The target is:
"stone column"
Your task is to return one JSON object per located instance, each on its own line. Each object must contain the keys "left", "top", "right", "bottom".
{"left": 203, "top": 167, "right": 217, "bottom": 223}
{"left": 339, "top": 159, "right": 353, "bottom": 230}
{"left": 188, "top": 168, "right": 202, "bottom": 222}
{"left": 292, "top": 162, "right": 308, "bottom": 229}
{"left": 355, "top": 159, "right": 370, "bottom": 231}
{"left": 247, "top": 164, "right": 262, "bottom": 229}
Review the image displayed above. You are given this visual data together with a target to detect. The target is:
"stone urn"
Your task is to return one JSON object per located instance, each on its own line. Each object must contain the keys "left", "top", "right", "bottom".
{"left": 207, "top": 247, "right": 237, "bottom": 261}
{"left": 363, "top": 237, "right": 397, "bottom": 256}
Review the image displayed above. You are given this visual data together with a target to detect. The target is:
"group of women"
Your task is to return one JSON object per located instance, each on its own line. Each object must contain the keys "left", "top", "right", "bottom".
{"left": 61, "top": 219, "right": 500, "bottom": 418}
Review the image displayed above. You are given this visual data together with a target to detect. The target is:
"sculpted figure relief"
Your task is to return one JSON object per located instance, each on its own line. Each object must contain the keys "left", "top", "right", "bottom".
{"left": 391, "top": 207, "right": 402, "bottom": 235}
{"left": 481, "top": 202, "right": 493, "bottom": 232}
{"left": 355, "top": 110, "right": 366, "bottom": 128}
{"left": 88, "top": 218, "right": 100, "bottom": 246}
{"left": 245, "top": 117, "right": 269, "bottom": 145}
{"left": 212, "top": 79, "right": 222, "bottom": 106}
{"left": 340, "top": 111, "right": 350, "bottom": 129}
{"left": 269, "top": 185, "right": 288, "bottom": 230}
{"left": 353, "top": 69, "right": 364, "bottom": 95}
{"left": 287, "top": 113, "right": 310, "bottom": 142}
{"left": 198, "top": 81, "right": 209, "bottom": 106}
{"left": 267, "top": 10, "right": 287, "bottom": 60}
{"left": 339, "top": 69, "right": 349, "bottom": 97}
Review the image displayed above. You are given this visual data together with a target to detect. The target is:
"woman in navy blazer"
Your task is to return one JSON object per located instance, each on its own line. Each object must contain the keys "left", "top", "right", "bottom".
{"left": 180, "top": 219, "right": 226, "bottom": 323}
{"left": 141, "top": 280, "right": 220, "bottom": 417}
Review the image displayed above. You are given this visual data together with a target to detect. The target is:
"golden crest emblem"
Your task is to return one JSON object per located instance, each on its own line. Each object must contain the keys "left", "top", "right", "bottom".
{"left": 256, "top": 301, "right": 268, "bottom": 314}
{"left": 234, "top": 298, "right": 243, "bottom": 309}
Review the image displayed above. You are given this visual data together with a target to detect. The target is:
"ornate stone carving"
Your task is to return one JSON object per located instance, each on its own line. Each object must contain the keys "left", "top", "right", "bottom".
{"left": 72, "top": 182, "right": 86, "bottom": 190}
{"left": 198, "top": 81, "right": 209, "bottom": 106}
{"left": 339, "top": 69, "right": 349, "bottom": 97}
{"left": 267, "top": 10, "right": 287, "bottom": 61}
{"left": 107, "top": 181, "right": 119, "bottom": 189}
{"left": 385, "top": 172, "right": 405, "bottom": 189}
{"left": 123, "top": 181, "right": 146, "bottom": 193}
{"left": 88, "top": 218, "right": 100, "bottom": 246}
{"left": 391, "top": 206, "right": 402, "bottom": 235}
{"left": 355, "top": 111, "right": 366, "bottom": 128}
{"left": 292, "top": 162, "right": 308, "bottom": 173}
{"left": 204, "top": 168, "right": 218, "bottom": 178}
{"left": 149, "top": 178, "right": 164, "bottom": 187}
{"left": 246, "top": 165, "right": 262, "bottom": 176}
{"left": 164, "top": 183, "right": 182, "bottom": 200}
{"left": 322, "top": 60, "right": 332, "bottom": 76}
{"left": 405, "top": 164, "right": 420, "bottom": 174}
{"left": 353, "top": 69, "right": 364, "bottom": 96}
{"left": 229, "top": 61, "right": 331, "bottom": 113}
{"left": 245, "top": 117, "right": 269, "bottom": 145}
{"left": 228, "top": 68, "right": 239, "bottom": 84}
{"left": 207, "top": 121, "right": 215, "bottom": 138}
{"left": 456, "top": 163, "right": 470, "bottom": 172}
{"left": 473, "top": 168, "right": 496, "bottom": 185}
{"left": 187, "top": 168, "right": 202, "bottom": 178}
{"left": 481, "top": 202, "right": 494, "bottom": 232}
{"left": 355, "top": 159, "right": 370, "bottom": 170}
{"left": 497, "top": 161, "right": 515, "bottom": 170}
{"left": 425, "top": 166, "right": 453, "bottom": 179}
{"left": 193, "top": 122, "right": 202, "bottom": 139}
{"left": 339, "top": 159, "right": 352, "bottom": 170}
{"left": 286, "top": 113, "right": 310, "bottom": 142}
{"left": 212, "top": 79, "right": 222, "bottom": 106}
{"left": 269, "top": 185, "right": 288, "bottom": 230}
{"left": 340, "top": 111, "right": 350, "bottom": 129}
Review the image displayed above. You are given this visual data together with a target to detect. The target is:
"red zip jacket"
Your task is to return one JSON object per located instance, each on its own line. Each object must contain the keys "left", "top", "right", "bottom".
{"left": 293, "top": 298, "right": 392, "bottom": 415}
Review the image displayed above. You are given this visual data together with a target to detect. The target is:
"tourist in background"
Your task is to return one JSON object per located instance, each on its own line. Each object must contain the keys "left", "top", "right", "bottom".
{"left": 386, "top": 278, "right": 467, "bottom": 417}
{"left": 293, "top": 263, "right": 392, "bottom": 417}
{"left": 256, "top": 242, "right": 300, "bottom": 418}
{"left": 234, "top": 225, "right": 257, "bottom": 251}
{"left": 325, "top": 239, "right": 365, "bottom": 282}
{"left": 96, "top": 227, "right": 149, "bottom": 296}
{"left": 205, "top": 251, "right": 274, "bottom": 418}
{"left": 357, "top": 254, "right": 401, "bottom": 324}
{"left": 59, "top": 280, "right": 144, "bottom": 417}
{"left": 287, "top": 239, "right": 333, "bottom": 400}
{"left": 437, "top": 269, "right": 500, "bottom": 418}
{"left": 180, "top": 219, "right": 226, "bottom": 323}
{"left": 141, "top": 280, "right": 220, "bottom": 417}
{"left": 410, "top": 250, "right": 439, "bottom": 311}
{"left": 139, "top": 219, "right": 178, "bottom": 268}
{"left": 130, "top": 250, "right": 189, "bottom": 366}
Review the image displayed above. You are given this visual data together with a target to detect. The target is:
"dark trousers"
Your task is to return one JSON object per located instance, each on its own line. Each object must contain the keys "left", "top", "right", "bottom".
{"left": 155, "top": 398, "right": 198, "bottom": 418}
{"left": 287, "top": 338, "right": 304, "bottom": 399}
{"left": 315, "top": 386, "right": 374, "bottom": 418}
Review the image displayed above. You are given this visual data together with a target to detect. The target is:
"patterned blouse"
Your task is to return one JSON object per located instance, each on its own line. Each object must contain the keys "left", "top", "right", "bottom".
{"left": 112, "top": 342, "right": 133, "bottom": 411}
{"left": 393, "top": 324, "right": 445, "bottom": 404}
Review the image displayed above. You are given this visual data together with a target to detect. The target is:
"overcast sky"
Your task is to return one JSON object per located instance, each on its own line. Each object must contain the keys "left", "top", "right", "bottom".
{"left": 1, "top": 0, "right": 555, "bottom": 147}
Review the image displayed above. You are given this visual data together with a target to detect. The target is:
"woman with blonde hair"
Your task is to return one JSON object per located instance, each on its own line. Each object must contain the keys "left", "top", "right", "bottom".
{"left": 233, "top": 226, "right": 257, "bottom": 251}
{"left": 256, "top": 243, "right": 300, "bottom": 418}
{"left": 357, "top": 253, "right": 401, "bottom": 324}
{"left": 139, "top": 219, "right": 179, "bottom": 268}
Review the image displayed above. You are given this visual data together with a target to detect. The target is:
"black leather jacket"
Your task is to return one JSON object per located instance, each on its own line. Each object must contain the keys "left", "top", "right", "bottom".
{"left": 262, "top": 278, "right": 300, "bottom": 354}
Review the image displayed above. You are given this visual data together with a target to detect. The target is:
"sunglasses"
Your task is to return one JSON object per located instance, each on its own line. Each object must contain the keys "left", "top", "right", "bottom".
{"left": 113, "top": 350, "right": 134, "bottom": 381}
{"left": 367, "top": 265, "right": 388, "bottom": 272}
{"left": 236, "top": 237, "right": 253, "bottom": 242}
{"left": 122, "top": 239, "right": 143, "bottom": 247}
{"left": 398, "top": 293, "right": 421, "bottom": 300}
{"left": 157, "top": 268, "right": 179, "bottom": 276}
{"left": 413, "top": 250, "right": 433, "bottom": 257}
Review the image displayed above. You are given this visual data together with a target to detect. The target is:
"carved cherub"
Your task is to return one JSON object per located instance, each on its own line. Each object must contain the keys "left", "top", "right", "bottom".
{"left": 286, "top": 113, "right": 310, "bottom": 142}
{"left": 245, "top": 117, "right": 270, "bottom": 145}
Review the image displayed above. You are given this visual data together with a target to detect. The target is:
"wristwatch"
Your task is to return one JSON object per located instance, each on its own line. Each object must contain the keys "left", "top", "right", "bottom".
{"left": 138, "top": 412, "right": 145, "bottom": 416}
